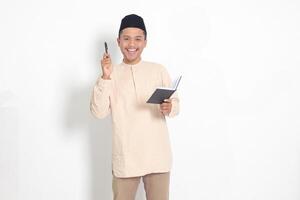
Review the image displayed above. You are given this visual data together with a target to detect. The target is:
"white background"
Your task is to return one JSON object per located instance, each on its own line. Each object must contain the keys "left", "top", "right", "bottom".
{"left": 1, "top": 0, "right": 300, "bottom": 199}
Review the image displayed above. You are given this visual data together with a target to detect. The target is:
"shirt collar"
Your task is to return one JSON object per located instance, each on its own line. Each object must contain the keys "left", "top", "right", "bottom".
{"left": 121, "top": 59, "right": 143, "bottom": 67}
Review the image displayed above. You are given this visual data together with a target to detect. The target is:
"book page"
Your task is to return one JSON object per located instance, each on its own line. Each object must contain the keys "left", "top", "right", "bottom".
{"left": 172, "top": 75, "right": 182, "bottom": 89}
{"left": 156, "top": 75, "right": 182, "bottom": 90}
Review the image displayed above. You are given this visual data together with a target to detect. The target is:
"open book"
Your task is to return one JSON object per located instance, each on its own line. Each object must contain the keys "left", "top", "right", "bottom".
{"left": 146, "top": 75, "right": 182, "bottom": 104}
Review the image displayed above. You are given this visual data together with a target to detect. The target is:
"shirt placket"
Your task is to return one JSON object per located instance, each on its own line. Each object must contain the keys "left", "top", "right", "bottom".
{"left": 130, "top": 65, "right": 139, "bottom": 102}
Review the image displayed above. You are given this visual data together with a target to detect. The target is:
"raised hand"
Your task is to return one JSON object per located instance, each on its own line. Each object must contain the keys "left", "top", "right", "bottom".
{"left": 101, "top": 53, "right": 112, "bottom": 80}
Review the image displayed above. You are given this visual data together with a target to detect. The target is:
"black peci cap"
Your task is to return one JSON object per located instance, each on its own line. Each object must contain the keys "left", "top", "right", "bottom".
{"left": 119, "top": 14, "right": 147, "bottom": 38}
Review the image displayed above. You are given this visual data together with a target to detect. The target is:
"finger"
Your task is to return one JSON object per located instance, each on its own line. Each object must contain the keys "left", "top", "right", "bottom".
{"left": 103, "top": 57, "right": 110, "bottom": 62}
{"left": 160, "top": 105, "right": 165, "bottom": 110}
{"left": 161, "top": 106, "right": 170, "bottom": 111}
{"left": 161, "top": 103, "right": 171, "bottom": 108}
{"left": 161, "top": 106, "right": 169, "bottom": 109}
{"left": 162, "top": 110, "right": 169, "bottom": 115}
{"left": 103, "top": 60, "right": 111, "bottom": 65}
{"left": 160, "top": 103, "right": 170, "bottom": 106}
{"left": 103, "top": 53, "right": 110, "bottom": 59}
{"left": 103, "top": 59, "right": 111, "bottom": 65}
{"left": 160, "top": 110, "right": 168, "bottom": 115}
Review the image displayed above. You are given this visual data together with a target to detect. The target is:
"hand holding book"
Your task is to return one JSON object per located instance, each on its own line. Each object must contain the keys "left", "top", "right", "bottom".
{"left": 160, "top": 99, "right": 172, "bottom": 115}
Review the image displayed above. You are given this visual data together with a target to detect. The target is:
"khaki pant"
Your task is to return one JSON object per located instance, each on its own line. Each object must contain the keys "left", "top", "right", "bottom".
{"left": 112, "top": 172, "right": 170, "bottom": 200}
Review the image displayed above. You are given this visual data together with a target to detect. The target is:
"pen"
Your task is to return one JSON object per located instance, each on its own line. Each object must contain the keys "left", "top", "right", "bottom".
{"left": 104, "top": 42, "right": 108, "bottom": 54}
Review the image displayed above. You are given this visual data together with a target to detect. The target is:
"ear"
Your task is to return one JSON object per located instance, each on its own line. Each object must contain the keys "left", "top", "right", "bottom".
{"left": 117, "top": 38, "right": 120, "bottom": 47}
{"left": 144, "top": 39, "right": 147, "bottom": 47}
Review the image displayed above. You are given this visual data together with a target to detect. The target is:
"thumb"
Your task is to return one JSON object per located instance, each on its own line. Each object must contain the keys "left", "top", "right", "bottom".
{"left": 103, "top": 53, "right": 110, "bottom": 59}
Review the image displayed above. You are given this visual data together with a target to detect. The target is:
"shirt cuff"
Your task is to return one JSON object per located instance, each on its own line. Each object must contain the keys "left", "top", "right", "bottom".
{"left": 96, "top": 76, "right": 113, "bottom": 92}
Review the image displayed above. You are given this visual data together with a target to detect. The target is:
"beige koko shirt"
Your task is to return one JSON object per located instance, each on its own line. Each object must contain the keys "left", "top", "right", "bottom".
{"left": 90, "top": 60, "right": 179, "bottom": 178}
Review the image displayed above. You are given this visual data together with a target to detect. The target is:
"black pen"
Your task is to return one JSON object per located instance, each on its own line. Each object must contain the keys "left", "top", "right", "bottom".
{"left": 104, "top": 42, "right": 108, "bottom": 54}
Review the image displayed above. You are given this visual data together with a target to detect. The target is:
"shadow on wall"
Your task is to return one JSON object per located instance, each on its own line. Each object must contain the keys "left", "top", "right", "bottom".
{"left": 63, "top": 35, "right": 146, "bottom": 199}
{"left": 64, "top": 82, "right": 146, "bottom": 200}
{"left": 0, "top": 91, "right": 18, "bottom": 200}
{"left": 64, "top": 83, "right": 112, "bottom": 200}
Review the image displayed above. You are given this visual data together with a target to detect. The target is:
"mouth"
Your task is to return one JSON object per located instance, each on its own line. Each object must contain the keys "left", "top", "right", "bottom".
{"left": 126, "top": 48, "right": 138, "bottom": 54}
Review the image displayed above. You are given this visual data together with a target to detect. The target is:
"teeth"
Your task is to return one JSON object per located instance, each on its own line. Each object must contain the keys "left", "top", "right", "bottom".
{"left": 128, "top": 49, "right": 137, "bottom": 52}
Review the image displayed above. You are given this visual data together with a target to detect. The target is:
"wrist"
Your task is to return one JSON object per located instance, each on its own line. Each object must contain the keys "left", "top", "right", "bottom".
{"left": 101, "top": 75, "right": 111, "bottom": 80}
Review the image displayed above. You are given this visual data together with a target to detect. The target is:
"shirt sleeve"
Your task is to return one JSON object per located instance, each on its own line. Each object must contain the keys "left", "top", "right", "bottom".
{"left": 90, "top": 76, "right": 112, "bottom": 119}
{"left": 160, "top": 66, "right": 180, "bottom": 118}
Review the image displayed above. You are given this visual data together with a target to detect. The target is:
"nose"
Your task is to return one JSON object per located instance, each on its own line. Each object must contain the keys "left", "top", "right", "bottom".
{"left": 129, "top": 39, "right": 135, "bottom": 46}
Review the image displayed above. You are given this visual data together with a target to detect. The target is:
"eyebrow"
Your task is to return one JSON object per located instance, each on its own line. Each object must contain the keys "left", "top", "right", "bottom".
{"left": 122, "top": 35, "right": 143, "bottom": 38}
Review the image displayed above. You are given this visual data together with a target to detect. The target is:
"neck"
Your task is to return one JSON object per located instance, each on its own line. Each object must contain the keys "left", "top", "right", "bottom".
{"left": 123, "top": 57, "right": 141, "bottom": 65}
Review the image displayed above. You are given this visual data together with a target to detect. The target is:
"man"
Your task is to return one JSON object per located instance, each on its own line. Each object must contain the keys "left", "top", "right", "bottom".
{"left": 90, "top": 14, "right": 180, "bottom": 200}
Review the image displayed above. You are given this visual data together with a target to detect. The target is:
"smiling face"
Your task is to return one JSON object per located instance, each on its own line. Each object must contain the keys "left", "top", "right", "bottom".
{"left": 117, "top": 27, "right": 147, "bottom": 65}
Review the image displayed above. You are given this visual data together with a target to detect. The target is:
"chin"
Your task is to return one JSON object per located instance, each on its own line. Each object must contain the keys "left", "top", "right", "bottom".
{"left": 126, "top": 56, "right": 139, "bottom": 62}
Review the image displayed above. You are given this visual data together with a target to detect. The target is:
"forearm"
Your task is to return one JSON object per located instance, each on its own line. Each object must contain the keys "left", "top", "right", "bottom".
{"left": 90, "top": 76, "right": 112, "bottom": 119}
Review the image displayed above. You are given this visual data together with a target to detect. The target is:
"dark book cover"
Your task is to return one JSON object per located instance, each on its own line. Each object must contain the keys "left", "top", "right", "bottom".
{"left": 146, "top": 75, "right": 182, "bottom": 104}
